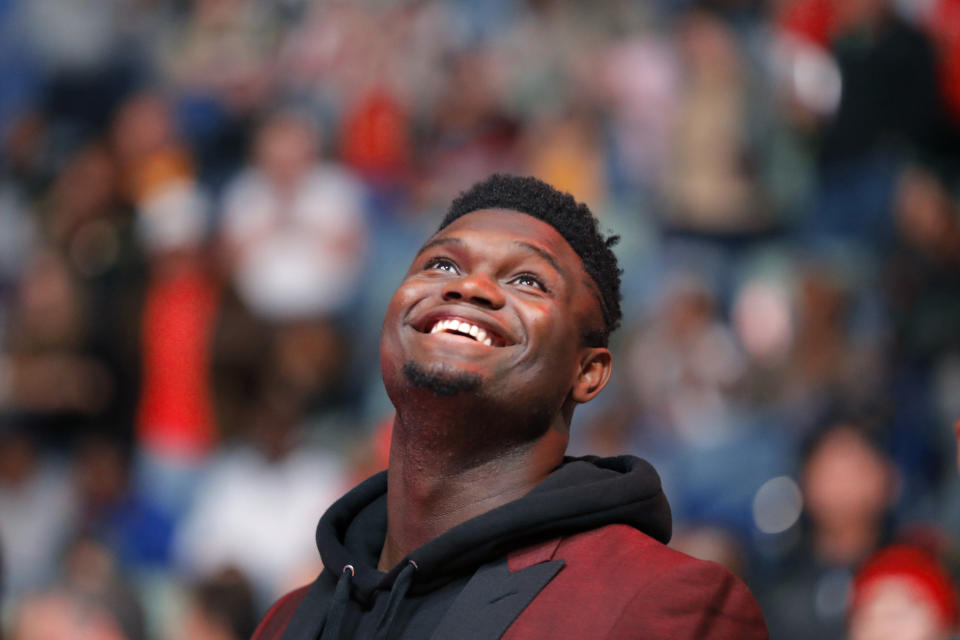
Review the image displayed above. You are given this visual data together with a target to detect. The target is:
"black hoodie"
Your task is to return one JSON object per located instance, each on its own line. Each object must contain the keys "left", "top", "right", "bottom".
{"left": 278, "top": 455, "right": 671, "bottom": 640}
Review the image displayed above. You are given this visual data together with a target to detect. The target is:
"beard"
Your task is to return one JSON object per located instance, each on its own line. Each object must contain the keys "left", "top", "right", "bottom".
{"left": 389, "top": 358, "right": 565, "bottom": 472}
{"left": 402, "top": 361, "right": 482, "bottom": 397}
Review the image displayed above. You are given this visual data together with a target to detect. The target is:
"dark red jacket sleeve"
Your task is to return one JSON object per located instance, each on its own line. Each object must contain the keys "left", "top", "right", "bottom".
{"left": 250, "top": 587, "right": 309, "bottom": 640}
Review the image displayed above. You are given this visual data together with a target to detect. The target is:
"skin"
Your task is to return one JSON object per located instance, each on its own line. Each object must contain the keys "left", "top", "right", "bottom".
{"left": 377, "top": 209, "right": 612, "bottom": 570}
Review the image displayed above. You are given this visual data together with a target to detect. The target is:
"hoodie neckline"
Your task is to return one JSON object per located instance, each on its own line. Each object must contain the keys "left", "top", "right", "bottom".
{"left": 315, "top": 455, "right": 672, "bottom": 603}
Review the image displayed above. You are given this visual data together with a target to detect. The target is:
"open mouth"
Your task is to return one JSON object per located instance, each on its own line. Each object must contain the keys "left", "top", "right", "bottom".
{"left": 418, "top": 316, "right": 508, "bottom": 347}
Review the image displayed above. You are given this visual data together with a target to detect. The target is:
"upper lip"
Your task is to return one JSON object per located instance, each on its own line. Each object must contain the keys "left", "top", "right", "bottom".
{"left": 411, "top": 309, "right": 516, "bottom": 347}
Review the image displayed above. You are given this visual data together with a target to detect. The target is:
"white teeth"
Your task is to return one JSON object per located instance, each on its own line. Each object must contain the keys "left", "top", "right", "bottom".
{"left": 427, "top": 318, "right": 498, "bottom": 346}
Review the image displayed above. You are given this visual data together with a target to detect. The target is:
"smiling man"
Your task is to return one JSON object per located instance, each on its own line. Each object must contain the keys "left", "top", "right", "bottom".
{"left": 251, "top": 175, "right": 768, "bottom": 640}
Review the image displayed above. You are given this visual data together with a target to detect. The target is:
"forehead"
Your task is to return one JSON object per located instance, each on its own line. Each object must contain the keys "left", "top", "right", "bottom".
{"left": 429, "top": 209, "right": 580, "bottom": 266}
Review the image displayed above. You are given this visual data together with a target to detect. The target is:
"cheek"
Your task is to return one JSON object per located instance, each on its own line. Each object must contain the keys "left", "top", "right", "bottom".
{"left": 522, "top": 306, "right": 580, "bottom": 365}
{"left": 380, "top": 283, "right": 420, "bottom": 363}
{"left": 382, "top": 280, "right": 424, "bottom": 330}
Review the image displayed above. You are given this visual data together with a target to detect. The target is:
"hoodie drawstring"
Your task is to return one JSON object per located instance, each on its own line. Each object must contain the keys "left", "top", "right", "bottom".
{"left": 373, "top": 560, "right": 418, "bottom": 640}
{"left": 320, "top": 564, "right": 354, "bottom": 640}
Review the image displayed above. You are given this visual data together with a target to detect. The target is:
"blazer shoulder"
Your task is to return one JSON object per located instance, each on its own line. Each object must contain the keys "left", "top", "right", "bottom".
{"left": 558, "top": 525, "right": 768, "bottom": 639}
{"left": 588, "top": 527, "right": 768, "bottom": 640}
{"left": 553, "top": 523, "right": 701, "bottom": 572}
{"left": 250, "top": 586, "right": 311, "bottom": 640}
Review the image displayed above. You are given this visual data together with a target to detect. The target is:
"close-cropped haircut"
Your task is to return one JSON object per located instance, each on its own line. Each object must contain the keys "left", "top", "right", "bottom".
{"left": 438, "top": 174, "right": 622, "bottom": 346}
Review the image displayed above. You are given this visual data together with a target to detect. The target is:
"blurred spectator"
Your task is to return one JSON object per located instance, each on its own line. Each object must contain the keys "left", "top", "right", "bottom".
{"left": 664, "top": 8, "right": 772, "bottom": 233}
{"left": 173, "top": 384, "right": 346, "bottom": 607}
{"left": 804, "top": 0, "right": 945, "bottom": 244}
{"left": 0, "top": 244, "right": 129, "bottom": 447}
{"left": 821, "top": 0, "right": 943, "bottom": 165}
{"left": 219, "top": 107, "right": 367, "bottom": 320}
{"left": 416, "top": 50, "right": 524, "bottom": 210}
{"left": 883, "top": 165, "right": 960, "bottom": 515}
{"left": 10, "top": 589, "right": 135, "bottom": 640}
{"left": 73, "top": 435, "right": 174, "bottom": 571}
{"left": 134, "top": 177, "right": 219, "bottom": 517}
{"left": 593, "top": 26, "right": 679, "bottom": 200}
{"left": 2, "top": 249, "right": 94, "bottom": 412}
{"left": 848, "top": 545, "right": 959, "bottom": 640}
{"left": 0, "top": 428, "right": 75, "bottom": 603}
{"left": 523, "top": 107, "right": 606, "bottom": 210}
{"left": 18, "top": 140, "right": 144, "bottom": 449}
{"left": 761, "top": 420, "right": 897, "bottom": 640}
{"left": 781, "top": 264, "right": 877, "bottom": 413}
{"left": 159, "top": 0, "right": 279, "bottom": 115}
{"left": 214, "top": 106, "right": 367, "bottom": 432}
{"left": 887, "top": 165, "right": 960, "bottom": 364}
{"left": 176, "top": 567, "right": 259, "bottom": 640}
{"left": 340, "top": 88, "right": 413, "bottom": 190}
{"left": 626, "top": 273, "right": 745, "bottom": 446}
{"left": 730, "top": 274, "right": 795, "bottom": 402}
{"left": 111, "top": 93, "right": 194, "bottom": 207}
{"left": 9, "top": 537, "right": 146, "bottom": 640}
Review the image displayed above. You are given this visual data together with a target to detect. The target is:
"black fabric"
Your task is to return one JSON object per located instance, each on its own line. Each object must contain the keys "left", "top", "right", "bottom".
{"left": 430, "top": 558, "right": 565, "bottom": 640}
{"left": 374, "top": 561, "right": 417, "bottom": 640}
{"left": 287, "top": 455, "right": 670, "bottom": 639}
{"left": 319, "top": 567, "right": 355, "bottom": 640}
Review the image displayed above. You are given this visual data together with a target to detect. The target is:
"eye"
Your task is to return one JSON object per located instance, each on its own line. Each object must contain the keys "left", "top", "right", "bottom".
{"left": 510, "top": 273, "right": 548, "bottom": 292}
{"left": 424, "top": 256, "right": 459, "bottom": 273}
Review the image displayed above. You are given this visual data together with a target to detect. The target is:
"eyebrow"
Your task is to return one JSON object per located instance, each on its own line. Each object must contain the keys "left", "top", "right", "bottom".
{"left": 512, "top": 241, "right": 565, "bottom": 277}
{"left": 414, "top": 236, "right": 565, "bottom": 277}
{"left": 415, "top": 236, "right": 464, "bottom": 258}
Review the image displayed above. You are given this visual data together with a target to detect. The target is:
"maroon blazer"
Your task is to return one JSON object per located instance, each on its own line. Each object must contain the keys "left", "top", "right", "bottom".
{"left": 501, "top": 524, "right": 767, "bottom": 639}
{"left": 251, "top": 524, "right": 767, "bottom": 640}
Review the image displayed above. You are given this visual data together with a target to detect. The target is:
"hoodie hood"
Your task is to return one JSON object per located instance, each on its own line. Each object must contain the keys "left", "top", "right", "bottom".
{"left": 315, "top": 455, "right": 671, "bottom": 604}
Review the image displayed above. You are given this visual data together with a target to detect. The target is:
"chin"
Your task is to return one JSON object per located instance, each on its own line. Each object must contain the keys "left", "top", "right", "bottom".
{"left": 401, "top": 361, "right": 482, "bottom": 397}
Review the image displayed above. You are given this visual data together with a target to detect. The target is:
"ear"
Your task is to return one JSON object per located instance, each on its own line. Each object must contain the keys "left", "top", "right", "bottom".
{"left": 571, "top": 347, "right": 612, "bottom": 404}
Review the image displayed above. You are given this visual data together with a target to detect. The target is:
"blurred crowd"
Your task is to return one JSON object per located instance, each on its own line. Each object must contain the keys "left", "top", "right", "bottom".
{"left": 1, "top": 0, "right": 959, "bottom": 638}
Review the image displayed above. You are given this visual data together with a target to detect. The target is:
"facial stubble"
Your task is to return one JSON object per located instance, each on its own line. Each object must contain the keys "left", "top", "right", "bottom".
{"left": 399, "top": 358, "right": 558, "bottom": 456}
{"left": 402, "top": 361, "right": 482, "bottom": 396}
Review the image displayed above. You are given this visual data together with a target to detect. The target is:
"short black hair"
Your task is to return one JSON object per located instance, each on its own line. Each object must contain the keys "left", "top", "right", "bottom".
{"left": 439, "top": 174, "right": 622, "bottom": 346}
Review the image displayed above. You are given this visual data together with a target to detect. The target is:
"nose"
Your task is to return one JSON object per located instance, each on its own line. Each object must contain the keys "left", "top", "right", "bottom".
{"left": 442, "top": 271, "right": 506, "bottom": 309}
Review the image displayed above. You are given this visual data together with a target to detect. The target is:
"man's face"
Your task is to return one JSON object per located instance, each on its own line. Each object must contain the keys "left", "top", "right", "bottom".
{"left": 380, "top": 209, "right": 608, "bottom": 423}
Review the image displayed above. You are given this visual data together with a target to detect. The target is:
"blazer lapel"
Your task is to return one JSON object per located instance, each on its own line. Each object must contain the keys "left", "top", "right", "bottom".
{"left": 430, "top": 557, "right": 564, "bottom": 640}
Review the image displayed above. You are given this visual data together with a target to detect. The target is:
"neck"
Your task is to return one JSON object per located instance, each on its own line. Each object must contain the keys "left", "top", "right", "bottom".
{"left": 377, "top": 406, "right": 568, "bottom": 571}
